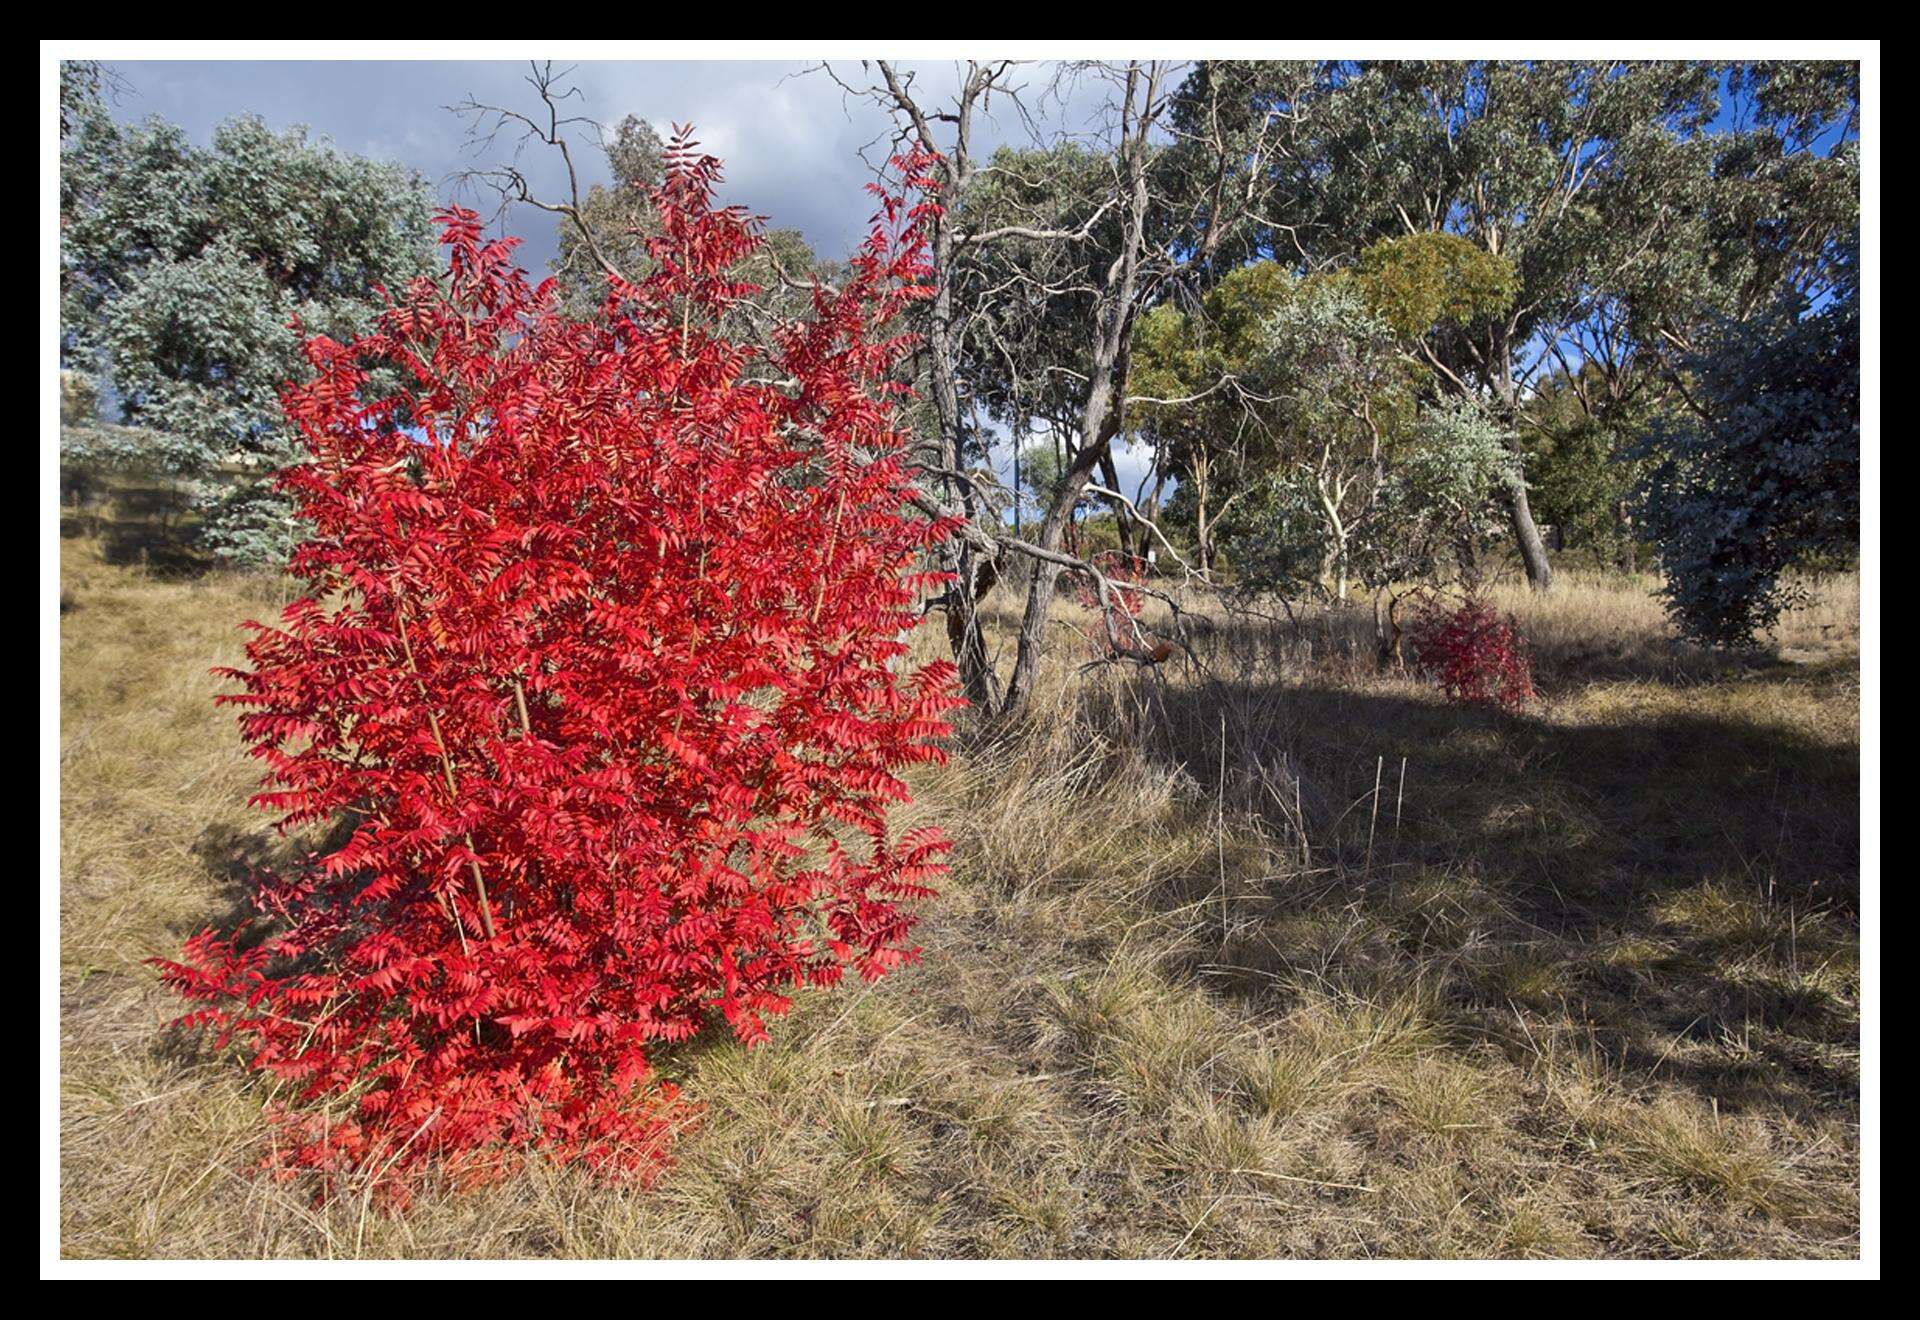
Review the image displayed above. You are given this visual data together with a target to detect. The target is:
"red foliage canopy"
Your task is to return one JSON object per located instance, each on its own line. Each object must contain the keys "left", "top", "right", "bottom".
{"left": 156, "top": 132, "right": 961, "bottom": 1193}
{"left": 1409, "top": 597, "right": 1536, "bottom": 712}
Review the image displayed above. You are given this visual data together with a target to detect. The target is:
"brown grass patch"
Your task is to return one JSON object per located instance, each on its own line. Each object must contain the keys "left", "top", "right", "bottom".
{"left": 57, "top": 527, "right": 1861, "bottom": 1258}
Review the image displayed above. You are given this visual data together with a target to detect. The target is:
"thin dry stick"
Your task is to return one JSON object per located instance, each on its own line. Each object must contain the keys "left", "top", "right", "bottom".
{"left": 1394, "top": 756, "right": 1407, "bottom": 850}
{"left": 513, "top": 677, "right": 533, "bottom": 739}
{"left": 512, "top": 676, "right": 538, "bottom": 923}
{"left": 1364, "top": 754, "right": 1383, "bottom": 874}
{"left": 1296, "top": 776, "right": 1308, "bottom": 865}
{"left": 394, "top": 588, "right": 498, "bottom": 941}
{"left": 1215, "top": 714, "right": 1229, "bottom": 934}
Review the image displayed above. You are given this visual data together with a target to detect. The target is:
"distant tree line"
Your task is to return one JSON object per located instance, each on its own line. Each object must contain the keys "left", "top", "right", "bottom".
{"left": 57, "top": 58, "right": 1859, "bottom": 671}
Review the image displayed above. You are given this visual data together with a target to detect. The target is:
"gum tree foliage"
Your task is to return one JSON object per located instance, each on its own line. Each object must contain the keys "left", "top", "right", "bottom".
{"left": 1127, "top": 262, "right": 1294, "bottom": 573}
{"left": 1131, "top": 232, "right": 1514, "bottom": 594}
{"left": 59, "top": 63, "right": 434, "bottom": 563}
{"left": 1272, "top": 61, "right": 1720, "bottom": 592}
{"left": 1181, "top": 60, "right": 1856, "bottom": 593}
{"left": 1637, "top": 271, "right": 1860, "bottom": 647}
{"left": 1360, "top": 399, "right": 1522, "bottom": 668}
{"left": 1227, "top": 391, "right": 1517, "bottom": 635}
{"left": 1383, "top": 399, "right": 1525, "bottom": 584}
{"left": 1250, "top": 280, "right": 1411, "bottom": 601}
{"left": 550, "top": 113, "right": 666, "bottom": 304}
{"left": 1124, "top": 238, "right": 1522, "bottom": 664}
{"left": 1520, "top": 364, "right": 1669, "bottom": 568}
{"left": 1522, "top": 62, "right": 1857, "bottom": 574}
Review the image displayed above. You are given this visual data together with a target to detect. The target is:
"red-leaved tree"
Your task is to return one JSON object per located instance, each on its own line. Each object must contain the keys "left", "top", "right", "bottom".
{"left": 1070, "top": 551, "right": 1168, "bottom": 664}
{"left": 156, "top": 132, "right": 962, "bottom": 1194}
{"left": 1408, "top": 597, "right": 1536, "bottom": 712}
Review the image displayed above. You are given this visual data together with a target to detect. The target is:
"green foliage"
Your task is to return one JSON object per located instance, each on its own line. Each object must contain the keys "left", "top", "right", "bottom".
{"left": 1352, "top": 232, "right": 1516, "bottom": 341}
{"left": 1133, "top": 244, "right": 1523, "bottom": 595}
{"left": 1017, "top": 439, "right": 1070, "bottom": 510}
{"left": 1127, "top": 261, "right": 1295, "bottom": 478}
{"left": 1264, "top": 279, "right": 1411, "bottom": 436}
{"left": 1389, "top": 399, "right": 1523, "bottom": 558}
{"left": 58, "top": 64, "right": 434, "bottom": 565}
{"left": 1637, "top": 277, "right": 1859, "bottom": 647}
{"left": 1519, "top": 368, "right": 1668, "bottom": 564}
{"left": 553, "top": 114, "right": 666, "bottom": 304}
{"left": 1152, "top": 59, "right": 1856, "bottom": 601}
{"left": 1228, "top": 395, "right": 1517, "bottom": 598}
{"left": 1203, "top": 264, "right": 1515, "bottom": 601}
{"left": 961, "top": 142, "right": 1121, "bottom": 439}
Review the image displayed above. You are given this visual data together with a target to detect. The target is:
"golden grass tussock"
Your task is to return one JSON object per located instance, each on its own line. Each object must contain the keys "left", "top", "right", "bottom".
{"left": 57, "top": 517, "right": 1861, "bottom": 1259}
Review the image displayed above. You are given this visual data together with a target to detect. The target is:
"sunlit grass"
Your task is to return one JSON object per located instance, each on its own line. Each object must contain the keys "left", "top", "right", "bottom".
{"left": 58, "top": 518, "right": 1860, "bottom": 1259}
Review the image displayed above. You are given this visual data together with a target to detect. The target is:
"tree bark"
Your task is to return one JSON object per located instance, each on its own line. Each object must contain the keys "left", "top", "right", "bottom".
{"left": 1099, "top": 449, "right": 1134, "bottom": 559}
{"left": 997, "top": 63, "right": 1162, "bottom": 722}
{"left": 1507, "top": 471, "right": 1553, "bottom": 592}
{"left": 1002, "top": 405, "right": 1118, "bottom": 719}
{"left": 876, "top": 61, "right": 1002, "bottom": 709}
{"left": 1493, "top": 341, "right": 1553, "bottom": 593}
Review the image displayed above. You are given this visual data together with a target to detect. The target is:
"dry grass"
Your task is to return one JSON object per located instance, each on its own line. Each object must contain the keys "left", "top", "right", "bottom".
{"left": 57, "top": 520, "right": 1861, "bottom": 1259}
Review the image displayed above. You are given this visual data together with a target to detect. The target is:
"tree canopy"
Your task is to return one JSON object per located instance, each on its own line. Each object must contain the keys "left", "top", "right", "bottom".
{"left": 59, "top": 62, "right": 435, "bottom": 563}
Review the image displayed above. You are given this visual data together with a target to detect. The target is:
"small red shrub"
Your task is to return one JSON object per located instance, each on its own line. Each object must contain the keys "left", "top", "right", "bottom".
{"left": 155, "top": 132, "right": 961, "bottom": 1196}
{"left": 1072, "top": 550, "right": 1155, "bottom": 660}
{"left": 1408, "top": 597, "right": 1536, "bottom": 711}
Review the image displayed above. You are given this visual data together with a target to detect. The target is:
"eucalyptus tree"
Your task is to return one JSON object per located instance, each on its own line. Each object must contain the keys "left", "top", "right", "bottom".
{"left": 1623, "top": 63, "right": 1859, "bottom": 644}
{"left": 1637, "top": 265, "right": 1859, "bottom": 647}
{"left": 1291, "top": 61, "right": 1736, "bottom": 589}
{"left": 1182, "top": 59, "right": 1841, "bottom": 592}
{"left": 550, "top": 112, "right": 666, "bottom": 304}
{"left": 1257, "top": 280, "right": 1417, "bottom": 602}
{"left": 954, "top": 141, "right": 1124, "bottom": 552}
{"left": 59, "top": 63, "right": 435, "bottom": 564}
{"left": 1520, "top": 364, "right": 1668, "bottom": 569}
{"left": 805, "top": 60, "right": 1043, "bottom": 708}
{"left": 819, "top": 60, "right": 1276, "bottom": 718}
{"left": 1129, "top": 230, "right": 1512, "bottom": 591}
{"left": 1126, "top": 261, "right": 1294, "bottom": 574}
{"left": 986, "top": 62, "right": 1197, "bottom": 716}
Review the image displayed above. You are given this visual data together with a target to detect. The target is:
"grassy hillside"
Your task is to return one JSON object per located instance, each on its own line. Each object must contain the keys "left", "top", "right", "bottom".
{"left": 57, "top": 530, "right": 1861, "bottom": 1259}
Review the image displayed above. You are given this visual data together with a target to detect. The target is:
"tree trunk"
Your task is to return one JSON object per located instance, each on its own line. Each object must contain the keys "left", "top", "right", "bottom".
{"left": 1002, "top": 383, "right": 1124, "bottom": 720}
{"left": 1507, "top": 473, "right": 1553, "bottom": 592}
{"left": 1492, "top": 337, "right": 1552, "bottom": 593}
{"left": 922, "top": 172, "right": 999, "bottom": 708}
{"left": 945, "top": 555, "right": 1001, "bottom": 710}
{"left": 1191, "top": 457, "right": 1214, "bottom": 577}
{"left": 1100, "top": 449, "right": 1133, "bottom": 560}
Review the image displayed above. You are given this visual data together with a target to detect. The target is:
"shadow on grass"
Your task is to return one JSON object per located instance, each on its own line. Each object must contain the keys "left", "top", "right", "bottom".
{"left": 61, "top": 481, "right": 217, "bottom": 579}
{"left": 1122, "top": 664, "right": 1860, "bottom": 1116}
{"left": 1181, "top": 596, "right": 1807, "bottom": 696}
